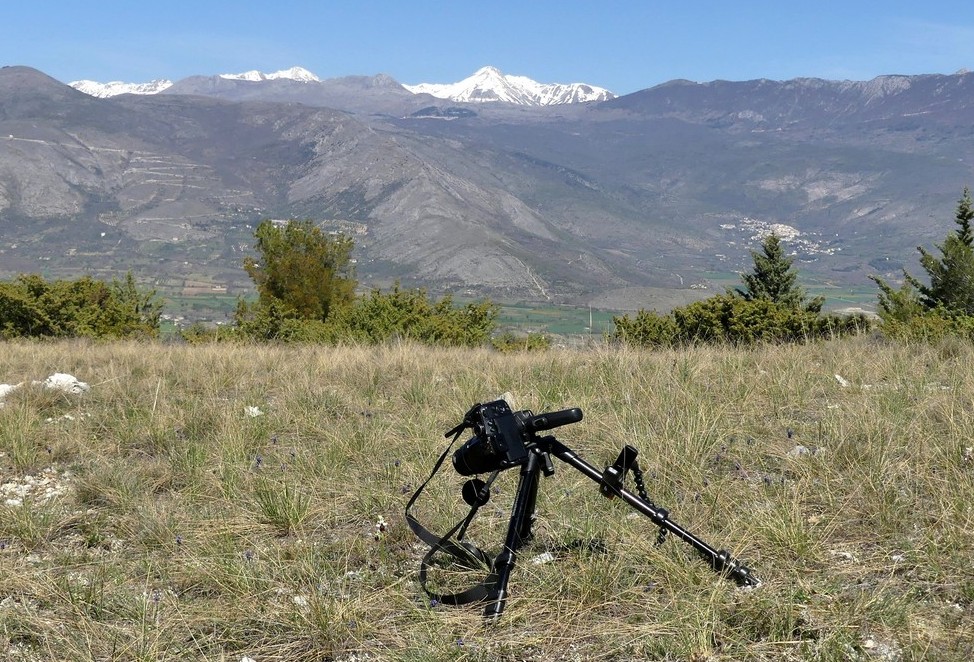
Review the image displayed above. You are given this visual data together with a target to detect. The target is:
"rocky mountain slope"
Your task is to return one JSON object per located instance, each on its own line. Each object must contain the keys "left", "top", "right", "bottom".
{"left": 4, "top": 64, "right": 974, "bottom": 309}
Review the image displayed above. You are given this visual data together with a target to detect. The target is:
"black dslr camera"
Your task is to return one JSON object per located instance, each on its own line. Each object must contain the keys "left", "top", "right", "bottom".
{"left": 451, "top": 399, "right": 583, "bottom": 476}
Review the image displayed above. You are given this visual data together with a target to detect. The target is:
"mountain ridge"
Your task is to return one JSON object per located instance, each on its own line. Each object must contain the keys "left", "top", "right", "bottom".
{"left": 4, "top": 64, "right": 974, "bottom": 312}
{"left": 69, "top": 78, "right": 174, "bottom": 98}
{"left": 218, "top": 66, "right": 320, "bottom": 83}
{"left": 68, "top": 65, "right": 615, "bottom": 106}
{"left": 68, "top": 66, "right": 322, "bottom": 98}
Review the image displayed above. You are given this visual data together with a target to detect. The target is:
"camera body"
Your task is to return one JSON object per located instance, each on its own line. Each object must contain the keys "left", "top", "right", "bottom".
{"left": 452, "top": 400, "right": 531, "bottom": 476}
{"left": 451, "top": 399, "right": 584, "bottom": 476}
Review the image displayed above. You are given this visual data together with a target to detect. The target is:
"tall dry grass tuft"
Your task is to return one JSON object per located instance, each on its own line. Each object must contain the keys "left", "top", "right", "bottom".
{"left": 0, "top": 337, "right": 972, "bottom": 660}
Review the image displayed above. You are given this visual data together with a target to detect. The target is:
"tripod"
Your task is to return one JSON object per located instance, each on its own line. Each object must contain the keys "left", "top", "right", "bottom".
{"left": 406, "top": 400, "right": 759, "bottom": 621}
{"left": 483, "top": 433, "right": 759, "bottom": 619}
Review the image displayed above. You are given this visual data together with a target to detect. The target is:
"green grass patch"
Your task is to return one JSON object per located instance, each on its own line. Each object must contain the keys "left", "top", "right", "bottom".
{"left": 495, "top": 302, "right": 618, "bottom": 336}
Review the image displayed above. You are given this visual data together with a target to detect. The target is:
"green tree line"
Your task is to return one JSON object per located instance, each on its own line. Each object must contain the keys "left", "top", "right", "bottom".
{"left": 611, "top": 233, "right": 868, "bottom": 347}
{"left": 613, "top": 187, "right": 974, "bottom": 347}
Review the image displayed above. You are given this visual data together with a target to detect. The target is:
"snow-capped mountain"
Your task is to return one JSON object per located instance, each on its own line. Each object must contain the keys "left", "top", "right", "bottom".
{"left": 403, "top": 66, "right": 615, "bottom": 105}
{"left": 69, "top": 78, "right": 173, "bottom": 98}
{"left": 218, "top": 66, "right": 320, "bottom": 83}
{"left": 70, "top": 67, "right": 320, "bottom": 98}
{"left": 68, "top": 65, "right": 611, "bottom": 104}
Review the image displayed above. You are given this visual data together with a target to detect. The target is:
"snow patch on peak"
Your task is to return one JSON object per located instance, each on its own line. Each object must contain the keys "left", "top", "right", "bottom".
{"left": 274, "top": 66, "right": 320, "bottom": 82}
{"left": 69, "top": 79, "right": 173, "bottom": 98}
{"left": 69, "top": 65, "right": 320, "bottom": 98}
{"left": 219, "top": 66, "right": 320, "bottom": 83}
{"left": 404, "top": 66, "right": 615, "bottom": 106}
{"left": 219, "top": 69, "right": 265, "bottom": 82}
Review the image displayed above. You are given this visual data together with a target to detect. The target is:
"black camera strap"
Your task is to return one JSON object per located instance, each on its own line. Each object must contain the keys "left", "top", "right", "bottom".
{"left": 404, "top": 428, "right": 500, "bottom": 606}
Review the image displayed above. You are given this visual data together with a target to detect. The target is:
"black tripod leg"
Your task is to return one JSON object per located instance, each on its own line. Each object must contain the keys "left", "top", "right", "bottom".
{"left": 516, "top": 459, "right": 541, "bottom": 543}
{"left": 545, "top": 437, "right": 760, "bottom": 588}
{"left": 484, "top": 451, "right": 541, "bottom": 620}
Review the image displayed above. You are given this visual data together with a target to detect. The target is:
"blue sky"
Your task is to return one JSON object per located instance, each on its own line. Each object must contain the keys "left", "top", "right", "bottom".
{"left": 5, "top": 1, "right": 974, "bottom": 94}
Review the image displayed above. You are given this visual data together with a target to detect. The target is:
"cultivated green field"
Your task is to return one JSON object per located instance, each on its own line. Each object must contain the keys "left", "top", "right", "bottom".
{"left": 1, "top": 338, "right": 972, "bottom": 660}
{"left": 158, "top": 293, "right": 624, "bottom": 338}
{"left": 156, "top": 275, "right": 879, "bottom": 338}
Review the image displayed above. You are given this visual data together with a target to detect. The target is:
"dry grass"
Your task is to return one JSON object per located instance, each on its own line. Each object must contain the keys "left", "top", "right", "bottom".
{"left": 1, "top": 337, "right": 973, "bottom": 660}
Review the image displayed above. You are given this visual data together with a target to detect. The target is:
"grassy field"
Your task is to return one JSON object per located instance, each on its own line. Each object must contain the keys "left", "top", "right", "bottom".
{"left": 1, "top": 338, "right": 972, "bottom": 660}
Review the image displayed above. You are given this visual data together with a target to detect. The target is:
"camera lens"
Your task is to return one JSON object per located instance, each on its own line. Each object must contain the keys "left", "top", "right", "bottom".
{"left": 452, "top": 435, "right": 498, "bottom": 476}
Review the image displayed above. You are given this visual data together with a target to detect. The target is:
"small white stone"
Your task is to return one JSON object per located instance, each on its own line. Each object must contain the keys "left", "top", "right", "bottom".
{"left": 41, "top": 373, "right": 90, "bottom": 393}
{"left": 530, "top": 552, "right": 556, "bottom": 565}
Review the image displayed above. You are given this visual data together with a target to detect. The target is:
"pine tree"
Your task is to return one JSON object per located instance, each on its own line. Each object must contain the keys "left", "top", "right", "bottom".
{"left": 955, "top": 186, "right": 974, "bottom": 246}
{"left": 735, "top": 233, "right": 823, "bottom": 313}
{"left": 906, "top": 187, "right": 974, "bottom": 315}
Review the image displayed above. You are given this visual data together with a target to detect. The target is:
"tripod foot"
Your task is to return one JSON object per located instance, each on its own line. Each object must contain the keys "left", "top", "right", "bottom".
{"left": 712, "top": 550, "right": 761, "bottom": 587}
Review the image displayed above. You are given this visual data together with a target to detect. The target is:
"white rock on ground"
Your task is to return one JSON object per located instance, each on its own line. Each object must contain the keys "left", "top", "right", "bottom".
{"left": 0, "top": 466, "right": 73, "bottom": 507}
{"left": 0, "top": 374, "right": 90, "bottom": 407}
{"left": 0, "top": 382, "right": 23, "bottom": 407}
{"left": 39, "top": 373, "right": 90, "bottom": 394}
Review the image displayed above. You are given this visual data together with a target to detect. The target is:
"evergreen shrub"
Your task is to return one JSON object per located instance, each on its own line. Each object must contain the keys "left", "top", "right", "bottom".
{"left": 0, "top": 273, "right": 161, "bottom": 339}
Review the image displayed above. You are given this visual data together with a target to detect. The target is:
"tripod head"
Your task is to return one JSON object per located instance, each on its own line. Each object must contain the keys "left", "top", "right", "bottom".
{"left": 449, "top": 399, "right": 583, "bottom": 476}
